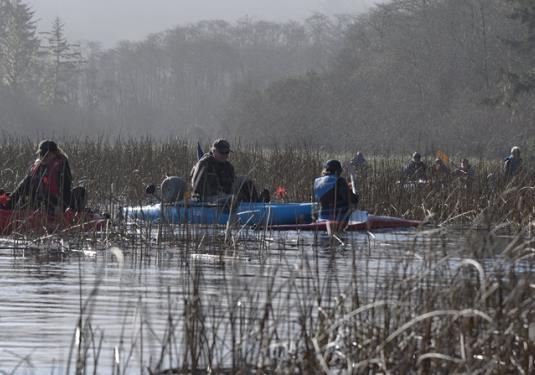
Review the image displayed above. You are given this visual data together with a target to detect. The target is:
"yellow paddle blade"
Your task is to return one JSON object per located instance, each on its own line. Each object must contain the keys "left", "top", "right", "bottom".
{"left": 436, "top": 149, "right": 449, "bottom": 164}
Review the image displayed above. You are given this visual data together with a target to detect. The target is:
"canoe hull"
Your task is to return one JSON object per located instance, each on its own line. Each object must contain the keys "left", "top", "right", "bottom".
{"left": 0, "top": 209, "right": 107, "bottom": 235}
{"left": 123, "top": 203, "right": 421, "bottom": 231}
{"left": 123, "top": 202, "right": 315, "bottom": 226}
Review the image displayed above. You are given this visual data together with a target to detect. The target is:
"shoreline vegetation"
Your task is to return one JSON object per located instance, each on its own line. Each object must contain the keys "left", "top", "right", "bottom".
{"left": 2, "top": 138, "right": 535, "bottom": 374}
{"left": 1, "top": 137, "right": 532, "bottom": 229}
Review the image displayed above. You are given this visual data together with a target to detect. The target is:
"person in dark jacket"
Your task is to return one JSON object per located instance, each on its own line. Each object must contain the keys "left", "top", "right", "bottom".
{"left": 403, "top": 152, "right": 427, "bottom": 181}
{"left": 9, "top": 140, "right": 72, "bottom": 213}
{"left": 313, "top": 159, "right": 359, "bottom": 222}
{"left": 504, "top": 146, "right": 522, "bottom": 178}
{"left": 190, "top": 139, "right": 236, "bottom": 202}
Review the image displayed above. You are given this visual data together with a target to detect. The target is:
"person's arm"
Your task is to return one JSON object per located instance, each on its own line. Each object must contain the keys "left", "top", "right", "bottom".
{"left": 503, "top": 159, "right": 511, "bottom": 175}
{"left": 61, "top": 159, "right": 72, "bottom": 210}
{"left": 338, "top": 178, "right": 358, "bottom": 207}
{"left": 191, "top": 159, "right": 208, "bottom": 195}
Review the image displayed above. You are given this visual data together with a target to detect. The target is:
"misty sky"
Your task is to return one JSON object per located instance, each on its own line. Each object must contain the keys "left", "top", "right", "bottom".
{"left": 27, "top": 0, "right": 377, "bottom": 47}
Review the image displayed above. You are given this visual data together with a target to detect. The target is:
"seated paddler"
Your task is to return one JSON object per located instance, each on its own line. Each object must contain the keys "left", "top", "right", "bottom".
{"left": 6, "top": 140, "right": 73, "bottom": 214}
{"left": 190, "top": 139, "right": 236, "bottom": 204}
{"left": 313, "top": 159, "right": 359, "bottom": 222}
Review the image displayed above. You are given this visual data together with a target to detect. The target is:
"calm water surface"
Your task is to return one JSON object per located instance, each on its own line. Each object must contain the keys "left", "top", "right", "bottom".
{"left": 0, "top": 227, "right": 513, "bottom": 374}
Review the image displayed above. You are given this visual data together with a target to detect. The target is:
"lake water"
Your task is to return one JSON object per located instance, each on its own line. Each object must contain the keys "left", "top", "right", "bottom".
{"left": 0, "top": 226, "right": 521, "bottom": 374}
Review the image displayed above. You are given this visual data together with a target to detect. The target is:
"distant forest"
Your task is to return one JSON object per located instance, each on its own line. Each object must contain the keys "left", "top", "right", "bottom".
{"left": 1, "top": 0, "right": 535, "bottom": 155}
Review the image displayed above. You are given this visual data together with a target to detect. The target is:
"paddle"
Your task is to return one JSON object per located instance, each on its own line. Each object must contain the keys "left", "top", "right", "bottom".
{"left": 348, "top": 166, "right": 358, "bottom": 196}
{"left": 436, "top": 149, "right": 461, "bottom": 169}
{"left": 197, "top": 141, "right": 204, "bottom": 160}
{"left": 436, "top": 149, "right": 449, "bottom": 165}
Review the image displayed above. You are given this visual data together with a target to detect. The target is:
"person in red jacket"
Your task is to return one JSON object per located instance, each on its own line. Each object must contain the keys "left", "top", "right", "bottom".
{"left": 8, "top": 140, "right": 72, "bottom": 214}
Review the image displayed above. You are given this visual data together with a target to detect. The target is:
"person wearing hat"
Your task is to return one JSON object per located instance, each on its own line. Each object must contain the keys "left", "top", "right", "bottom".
{"left": 313, "top": 159, "right": 359, "bottom": 222}
{"left": 190, "top": 139, "right": 236, "bottom": 202}
{"left": 8, "top": 140, "right": 72, "bottom": 213}
{"left": 504, "top": 146, "right": 522, "bottom": 178}
{"left": 403, "top": 152, "right": 427, "bottom": 182}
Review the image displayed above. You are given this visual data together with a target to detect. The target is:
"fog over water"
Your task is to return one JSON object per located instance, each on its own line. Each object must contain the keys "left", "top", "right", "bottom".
{"left": 27, "top": 0, "right": 377, "bottom": 46}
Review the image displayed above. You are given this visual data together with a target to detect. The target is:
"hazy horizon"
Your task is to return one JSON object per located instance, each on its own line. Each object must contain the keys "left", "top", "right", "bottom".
{"left": 26, "top": 0, "right": 377, "bottom": 47}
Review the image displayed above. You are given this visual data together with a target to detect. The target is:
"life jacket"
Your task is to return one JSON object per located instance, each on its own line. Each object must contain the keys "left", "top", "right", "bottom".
{"left": 191, "top": 153, "right": 235, "bottom": 199}
{"left": 314, "top": 175, "right": 338, "bottom": 202}
{"left": 30, "top": 156, "right": 68, "bottom": 207}
{"left": 504, "top": 156, "right": 522, "bottom": 176}
{"left": 314, "top": 175, "right": 351, "bottom": 221}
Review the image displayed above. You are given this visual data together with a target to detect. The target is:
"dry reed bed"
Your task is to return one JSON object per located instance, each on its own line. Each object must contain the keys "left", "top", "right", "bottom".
{"left": 0, "top": 137, "right": 533, "bottom": 228}
{"left": 0, "top": 138, "right": 534, "bottom": 372}
{"left": 65, "top": 225, "right": 535, "bottom": 374}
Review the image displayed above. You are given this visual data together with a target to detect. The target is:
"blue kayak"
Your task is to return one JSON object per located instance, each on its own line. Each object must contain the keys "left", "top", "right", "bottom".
{"left": 122, "top": 201, "right": 316, "bottom": 226}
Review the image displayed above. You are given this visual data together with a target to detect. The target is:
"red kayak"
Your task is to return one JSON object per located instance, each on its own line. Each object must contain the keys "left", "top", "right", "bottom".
{"left": 267, "top": 212, "right": 422, "bottom": 231}
{"left": 0, "top": 208, "right": 107, "bottom": 235}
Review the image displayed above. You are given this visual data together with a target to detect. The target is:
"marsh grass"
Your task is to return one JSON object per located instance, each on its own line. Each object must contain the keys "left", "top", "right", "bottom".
{"left": 1, "top": 137, "right": 535, "bottom": 373}
{"left": 56, "top": 224, "right": 535, "bottom": 374}
{"left": 1, "top": 137, "right": 533, "bottom": 230}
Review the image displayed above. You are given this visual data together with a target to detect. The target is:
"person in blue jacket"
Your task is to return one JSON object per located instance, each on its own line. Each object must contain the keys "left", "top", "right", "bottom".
{"left": 504, "top": 146, "right": 522, "bottom": 178}
{"left": 314, "top": 159, "right": 359, "bottom": 222}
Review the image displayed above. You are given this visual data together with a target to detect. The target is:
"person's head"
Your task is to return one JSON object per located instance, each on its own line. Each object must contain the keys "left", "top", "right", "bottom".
{"left": 37, "top": 140, "right": 59, "bottom": 159}
{"left": 511, "top": 146, "right": 520, "bottom": 158}
{"left": 461, "top": 158, "right": 469, "bottom": 168}
{"left": 322, "top": 159, "right": 342, "bottom": 176}
{"left": 434, "top": 158, "right": 443, "bottom": 166}
{"left": 412, "top": 152, "right": 421, "bottom": 162}
{"left": 211, "top": 139, "right": 231, "bottom": 162}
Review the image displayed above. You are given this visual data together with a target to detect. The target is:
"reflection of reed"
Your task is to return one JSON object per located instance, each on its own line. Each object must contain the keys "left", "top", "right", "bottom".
{"left": 25, "top": 225, "right": 530, "bottom": 374}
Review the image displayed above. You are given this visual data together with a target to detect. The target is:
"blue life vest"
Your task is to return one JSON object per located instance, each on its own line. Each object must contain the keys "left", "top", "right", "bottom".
{"left": 504, "top": 156, "right": 521, "bottom": 176}
{"left": 314, "top": 175, "right": 351, "bottom": 221}
{"left": 314, "top": 175, "right": 338, "bottom": 201}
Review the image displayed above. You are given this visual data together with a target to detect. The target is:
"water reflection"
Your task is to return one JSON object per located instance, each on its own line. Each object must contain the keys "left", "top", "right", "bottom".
{"left": 0, "top": 227, "right": 531, "bottom": 373}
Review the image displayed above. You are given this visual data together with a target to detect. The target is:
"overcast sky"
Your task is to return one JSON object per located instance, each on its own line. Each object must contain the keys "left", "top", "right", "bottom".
{"left": 26, "top": 0, "right": 377, "bottom": 47}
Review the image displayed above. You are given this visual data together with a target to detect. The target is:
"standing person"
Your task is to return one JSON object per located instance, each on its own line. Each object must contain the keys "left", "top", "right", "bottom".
{"left": 9, "top": 140, "right": 72, "bottom": 214}
{"left": 504, "top": 146, "right": 522, "bottom": 178}
{"left": 403, "top": 152, "right": 427, "bottom": 181}
{"left": 313, "top": 160, "right": 359, "bottom": 222}
{"left": 190, "top": 139, "right": 236, "bottom": 203}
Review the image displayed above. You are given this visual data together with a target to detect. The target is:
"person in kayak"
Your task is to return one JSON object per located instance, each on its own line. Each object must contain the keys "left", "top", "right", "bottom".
{"left": 350, "top": 151, "right": 367, "bottom": 170}
{"left": 454, "top": 158, "right": 475, "bottom": 180}
{"left": 403, "top": 152, "right": 427, "bottom": 182}
{"left": 8, "top": 140, "right": 72, "bottom": 214}
{"left": 314, "top": 159, "right": 359, "bottom": 222}
{"left": 430, "top": 158, "right": 451, "bottom": 188}
{"left": 190, "top": 139, "right": 236, "bottom": 203}
{"left": 504, "top": 146, "right": 522, "bottom": 179}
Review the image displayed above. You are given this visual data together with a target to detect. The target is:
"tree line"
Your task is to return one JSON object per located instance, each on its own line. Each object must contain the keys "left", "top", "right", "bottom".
{"left": 1, "top": 0, "right": 535, "bottom": 156}
{"left": 223, "top": 0, "right": 535, "bottom": 155}
{"left": 0, "top": 1, "right": 351, "bottom": 138}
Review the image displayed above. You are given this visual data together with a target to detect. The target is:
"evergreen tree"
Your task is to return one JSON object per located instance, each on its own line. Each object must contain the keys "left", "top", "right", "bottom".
{"left": 0, "top": 0, "right": 39, "bottom": 89}
{"left": 503, "top": 0, "right": 535, "bottom": 101}
{"left": 40, "top": 16, "right": 83, "bottom": 105}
